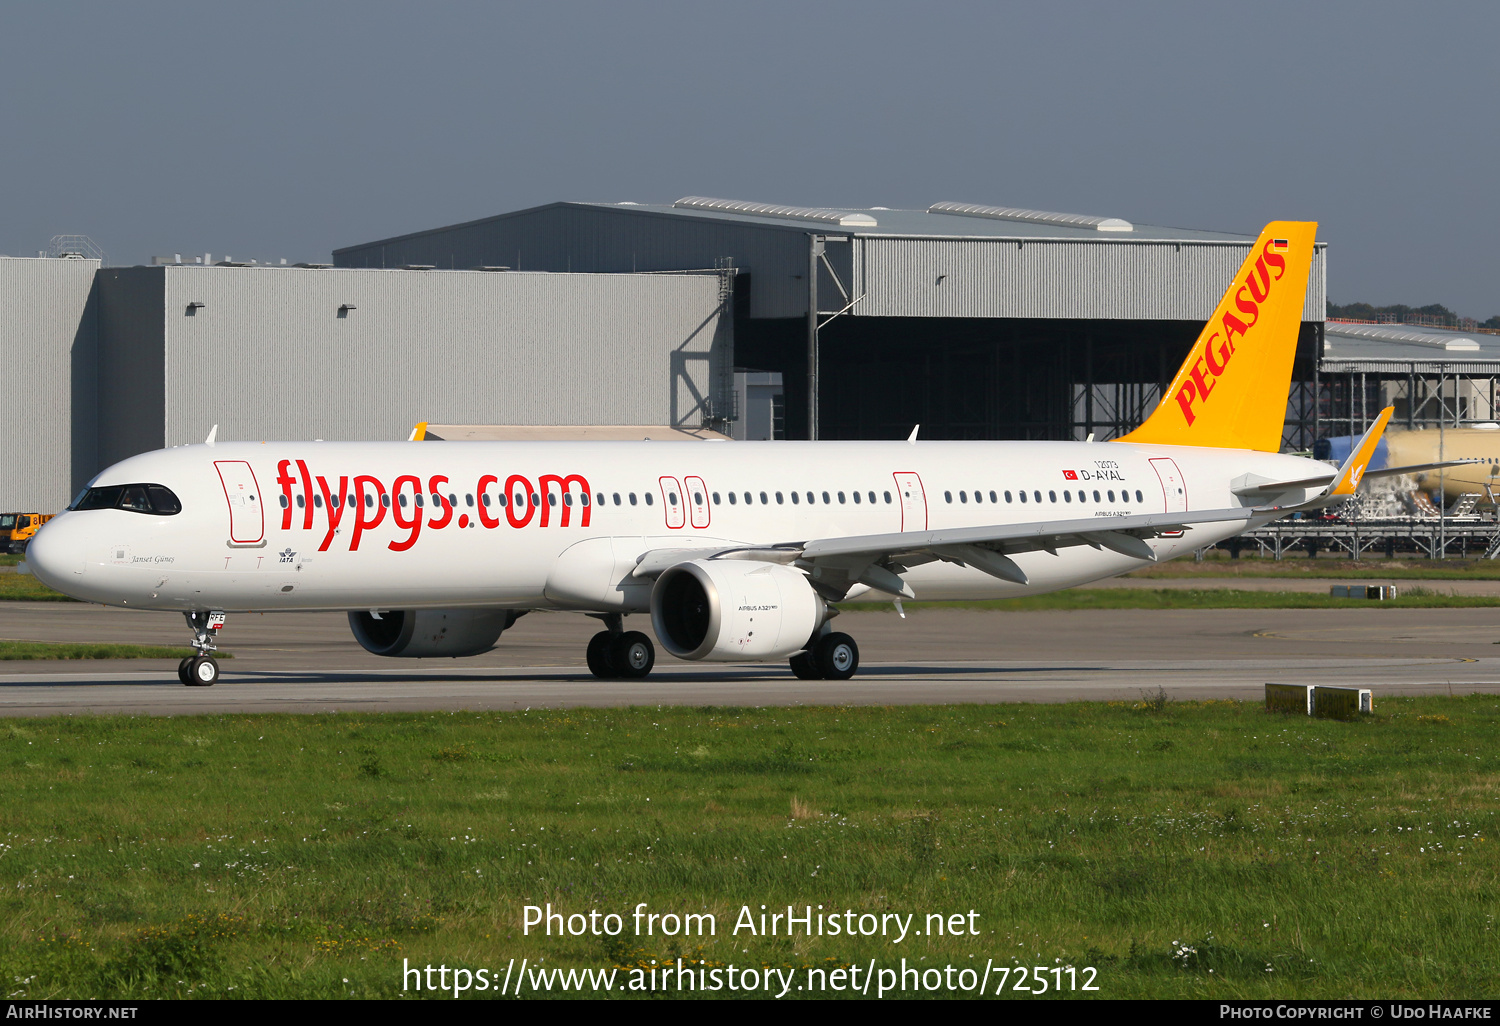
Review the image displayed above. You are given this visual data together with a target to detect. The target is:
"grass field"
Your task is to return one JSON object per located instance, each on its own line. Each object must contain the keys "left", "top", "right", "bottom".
{"left": 845, "top": 586, "right": 1500, "bottom": 612}
{"left": 0, "top": 642, "right": 214, "bottom": 661}
{"left": 0, "top": 574, "right": 76, "bottom": 602}
{"left": 0, "top": 698, "right": 1496, "bottom": 999}
{"left": 1126, "top": 555, "right": 1500, "bottom": 580}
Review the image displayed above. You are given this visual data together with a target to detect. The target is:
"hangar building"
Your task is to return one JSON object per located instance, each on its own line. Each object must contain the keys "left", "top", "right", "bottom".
{"left": 0, "top": 258, "right": 729, "bottom": 510}
{"left": 336, "top": 197, "right": 1328, "bottom": 445}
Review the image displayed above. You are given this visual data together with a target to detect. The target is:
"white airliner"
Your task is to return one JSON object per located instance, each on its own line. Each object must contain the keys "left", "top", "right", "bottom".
{"left": 27, "top": 221, "right": 1445, "bottom": 686}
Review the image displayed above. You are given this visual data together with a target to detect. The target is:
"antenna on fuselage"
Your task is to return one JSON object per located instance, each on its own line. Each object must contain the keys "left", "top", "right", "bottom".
{"left": 907, "top": 424, "right": 920, "bottom": 444}
{"left": 205, "top": 424, "right": 218, "bottom": 447}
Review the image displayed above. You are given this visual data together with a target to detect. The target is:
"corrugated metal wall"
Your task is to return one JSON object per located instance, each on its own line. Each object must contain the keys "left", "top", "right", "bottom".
{"left": 149, "top": 267, "right": 729, "bottom": 450}
{"left": 335, "top": 205, "right": 813, "bottom": 319}
{"left": 0, "top": 258, "right": 98, "bottom": 509}
{"left": 853, "top": 239, "right": 1326, "bottom": 321}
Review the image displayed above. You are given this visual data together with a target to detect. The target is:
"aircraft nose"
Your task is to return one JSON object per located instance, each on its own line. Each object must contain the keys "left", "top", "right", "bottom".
{"left": 25, "top": 514, "right": 87, "bottom": 593}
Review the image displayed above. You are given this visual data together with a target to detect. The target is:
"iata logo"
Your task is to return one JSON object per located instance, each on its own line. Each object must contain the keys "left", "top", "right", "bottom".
{"left": 1174, "top": 238, "right": 1289, "bottom": 426}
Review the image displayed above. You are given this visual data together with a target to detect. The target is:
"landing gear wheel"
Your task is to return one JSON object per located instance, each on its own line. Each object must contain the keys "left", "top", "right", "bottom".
{"left": 610, "top": 631, "right": 655, "bottom": 678}
{"left": 176, "top": 656, "right": 193, "bottom": 686}
{"left": 586, "top": 631, "right": 619, "bottom": 679}
{"left": 814, "top": 632, "right": 859, "bottom": 680}
{"left": 789, "top": 651, "right": 822, "bottom": 680}
{"left": 186, "top": 656, "right": 219, "bottom": 687}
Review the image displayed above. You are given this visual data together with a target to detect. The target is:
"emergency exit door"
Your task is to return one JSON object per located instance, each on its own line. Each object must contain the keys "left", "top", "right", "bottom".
{"left": 892, "top": 471, "right": 928, "bottom": 531}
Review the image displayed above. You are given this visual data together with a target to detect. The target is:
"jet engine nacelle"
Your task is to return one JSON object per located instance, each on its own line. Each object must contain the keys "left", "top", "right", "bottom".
{"left": 651, "top": 559, "right": 826, "bottom": 662}
{"left": 348, "top": 609, "right": 512, "bottom": 658}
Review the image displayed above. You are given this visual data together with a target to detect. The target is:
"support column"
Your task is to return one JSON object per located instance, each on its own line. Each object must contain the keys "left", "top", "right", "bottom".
{"left": 806, "top": 234, "right": 822, "bottom": 441}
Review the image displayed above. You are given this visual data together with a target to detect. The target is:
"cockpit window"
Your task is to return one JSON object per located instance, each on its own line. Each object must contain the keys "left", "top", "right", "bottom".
{"left": 72, "top": 483, "right": 182, "bottom": 516}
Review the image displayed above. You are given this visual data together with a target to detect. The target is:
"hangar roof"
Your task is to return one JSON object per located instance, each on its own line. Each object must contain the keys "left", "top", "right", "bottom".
{"left": 601, "top": 197, "right": 1255, "bottom": 243}
{"left": 1322, "top": 322, "right": 1500, "bottom": 371}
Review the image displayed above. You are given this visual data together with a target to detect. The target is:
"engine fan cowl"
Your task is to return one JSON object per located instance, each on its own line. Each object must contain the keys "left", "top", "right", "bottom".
{"left": 348, "top": 609, "right": 511, "bottom": 658}
{"left": 651, "top": 559, "right": 826, "bottom": 661}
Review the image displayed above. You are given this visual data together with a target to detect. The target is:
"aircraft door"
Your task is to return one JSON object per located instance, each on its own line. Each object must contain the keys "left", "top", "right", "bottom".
{"left": 215, "top": 460, "right": 265, "bottom": 544}
{"left": 684, "top": 476, "right": 711, "bottom": 529}
{"left": 892, "top": 471, "right": 927, "bottom": 531}
{"left": 659, "top": 477, "right": 686, "bottom": 529}
{"left": 1150, "top": 457, "right": 1188, "bottom": 513}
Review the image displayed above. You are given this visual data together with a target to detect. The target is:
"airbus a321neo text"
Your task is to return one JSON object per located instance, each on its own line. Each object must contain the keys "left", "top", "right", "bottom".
{"left": 29, "top": 222, "right": 1454, "bottom": 686}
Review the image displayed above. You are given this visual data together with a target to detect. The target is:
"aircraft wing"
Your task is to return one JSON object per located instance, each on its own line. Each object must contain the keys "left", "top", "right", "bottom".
{"left": 630, "top": 505, "right": 1269, "bottom": 600}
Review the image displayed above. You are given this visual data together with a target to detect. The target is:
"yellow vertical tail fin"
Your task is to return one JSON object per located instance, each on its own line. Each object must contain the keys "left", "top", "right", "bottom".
{"left": 1117, "top": 221, "right": 1318, "bottom": 451}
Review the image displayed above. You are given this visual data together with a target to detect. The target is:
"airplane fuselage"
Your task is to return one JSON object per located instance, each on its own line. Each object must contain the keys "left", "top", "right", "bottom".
{"left": 30, "top": 438, "right": 1316, "bottom": 614}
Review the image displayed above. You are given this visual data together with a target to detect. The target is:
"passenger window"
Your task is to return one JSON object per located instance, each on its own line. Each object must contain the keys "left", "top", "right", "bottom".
{"left": 498, "top": 493, "right": 509, "bottom": 507}
{"left": 595, "top": 493, "right": 604, "bottom": 506}
{"left": 465, "top": 494, "right": 474, "bottom": 507}
{"left": 581, "top": 493, "right": 590, "bottom": 507}
{"left": 399, "top": 494, "right": 409, "bottom": 508}
{"left": 548, "top": 494, "right": 557, "bottom": 507}
{"left": 449, "top": 493, "right": 458, "bottom": 507}
{"left": 883, "top": 491, "right": 891, "bottom": 503}
{"left": 694, "top": 492, "right": 703, "bottom": 505}
{"left": 613, "top": 493, "right": 622, "bottom": 505}
{"left": 296, "top": 494, "right": 305, "bottom": 508}
{"left": 1063, "top": 491, "right": 1071, "bottom": 502}
{"left": 1033, "top": 491, "right": 1042, "bottom": 503}
{"left": 1019, "top": 491, "right": 1027, "bottom": 503}
{"left": 852, "top": 491, "right": 861, "bottom": 504}
{"left": 381, "top": 494, "right": 390, "bottom": 508}
{"left": 1048, "top": 491, "right": 1056, "bottom": 503}
{"left": 837, "top": 491, "right": 845, "bottom": 503}
{"left": 821, "top": 491, "right": 830, "bottom": 504}
{"left": 728, "top": 492, "right": 737, "bottom": 504}
{"left": 629, "top": 493, "right": 637, "bottom": 505}
{"left": 760, "top": 492, "right": 769, "bottom": 504}
{"left": 776, "top": 492, "right": 784, "bottom": 504}
{"left": 973, "top": 490, "right": 982, "bottom": 503}
{"left": 806, "top": 491, "right": 815, "bottom": 504}
{"left": 430, "top": 493, "right": 440, "bottom": 506}
{"left": 1093, "top": 490, "right": 1101, "bottom": 502}
{"left": 415, "top": 493, "right": 424, "bottom": 507}
{"left": 1135, "top": 489, "right": 1143, "bottom": 503}
{"left": 278, "top": 495, "right": 288, "bottom": 508}
{"left": 480, "top": 493, "right": 490, "bottom": 507}
{"left": 989, "top": 491, "right": 997, "bottom": 502}
{"left": 1005, "top": 491, "right": 1012, "bottom": 503}
{"left": 668, "top": 492, "right": 678, "bottom": 506}
{"left": 563, "top": 493, "right": 573, "bottom": 507}
{"left": 365, "top": 494, "right": 374, "bottom": 508}
{"left": 1108, "top": 490, "right": 1116, "bottom": 501}
{"left": 959, "top": 491, "right": 967, "bottom": 503}
{"left": 314, "top": 494, "right": 324, "bottom": 508}
{"left": 944, "top": 491, "right": 952, "bottom": 503}
{"left": 791, "top": 491, "right": 800, "bottom": 504}
{"left": 645, "top": 493, "right": 653, "bottom": 505}
{"left": 711, "top": 492, "right": 720, "bottom": 504}
{"left": 745, "top": 492, "right": 754, "bottom": 504}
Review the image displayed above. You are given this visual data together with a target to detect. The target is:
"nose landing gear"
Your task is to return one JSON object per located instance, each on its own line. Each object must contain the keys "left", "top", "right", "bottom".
{"left": 179, "top": 610, "right": 226, "bottom": 686}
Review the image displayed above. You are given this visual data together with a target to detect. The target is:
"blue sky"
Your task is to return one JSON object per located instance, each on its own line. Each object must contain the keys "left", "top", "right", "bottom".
{"left": 2, "top": 1, "right": 1495, "bottom": 316}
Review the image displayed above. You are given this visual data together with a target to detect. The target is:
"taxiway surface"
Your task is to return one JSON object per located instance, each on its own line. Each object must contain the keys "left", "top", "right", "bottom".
{"left": 0, "top": 601, "right": 1495, "bottom": 716}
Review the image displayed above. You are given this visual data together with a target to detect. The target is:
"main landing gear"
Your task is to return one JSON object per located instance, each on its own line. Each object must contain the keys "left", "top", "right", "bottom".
{"left": 789, "top": 632, "right": 859, "bottom": 681}
{"left": 178, "top": 610, "right": 225, "bottom": 686}
{"left": 585, "top": 614, "right": 655, "bottom": 680}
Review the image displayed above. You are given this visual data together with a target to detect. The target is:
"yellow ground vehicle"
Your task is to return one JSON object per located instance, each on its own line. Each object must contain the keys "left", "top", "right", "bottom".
{"left": 3, "top": 513, "right": 54, "bottom": 554}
